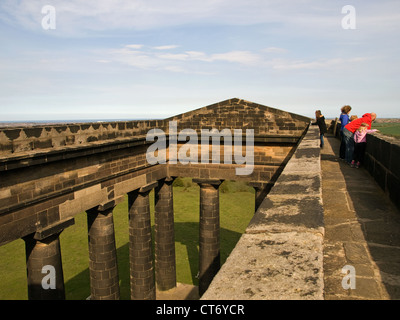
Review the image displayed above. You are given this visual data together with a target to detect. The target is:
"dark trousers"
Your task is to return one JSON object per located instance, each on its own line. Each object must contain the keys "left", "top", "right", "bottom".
{"left": 343, "top": 128, "right": 354, "bottom": 164}
{"left": 353, "top": 142, "right": 367, "bottom": 163}
{"left": 339, "top": 131, "right": 346, "bottom": 159}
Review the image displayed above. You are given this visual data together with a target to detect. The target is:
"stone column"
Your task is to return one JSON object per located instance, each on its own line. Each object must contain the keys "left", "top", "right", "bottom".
{"left": 86, "top": 202, "right": 120, "bottom": 300}
{"left": 154, "top": 177, "right": 176, "bottom": 291}
{"left": 23, "top": 231, "right": 67, "bottom": 300}
{"left": 23, "top": 218, "right": 74, "bottom": 300}
{"left": 193, "top": 178, "right": 222, "bottom": 296}
{"left": 128, "top": 182, "right": 158, "bottom": 300}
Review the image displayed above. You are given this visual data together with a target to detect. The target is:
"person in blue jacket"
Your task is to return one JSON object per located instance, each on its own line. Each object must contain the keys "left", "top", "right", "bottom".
{"left": 339, "top": 105, "right": 351, "bottom": 160}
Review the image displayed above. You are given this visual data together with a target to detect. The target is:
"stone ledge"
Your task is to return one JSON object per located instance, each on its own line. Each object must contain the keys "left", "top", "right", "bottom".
{"left": 201, "top": 231, "right": 324, "bottom": 300}
{"left": 201, "top": 125, "right": 325, "bottom": 300}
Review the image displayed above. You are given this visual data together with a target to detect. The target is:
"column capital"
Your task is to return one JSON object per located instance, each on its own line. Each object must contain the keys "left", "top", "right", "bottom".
{"left": 32, "top": 217, "right": 75, "bottom": 241}
{"left": 163, "top": 176, "right": 176, "bottom": 184}
{"left": 87, "top": 196, "right": 124, "bottom": 215}
{"left": 192, "top": 179, "right": 223, "bottom": 187}
{"left": 138, "top": 181, "right": 159, "bottom": 194}
{"left": 248, "top": 182, "right": 266, "bottom": 188}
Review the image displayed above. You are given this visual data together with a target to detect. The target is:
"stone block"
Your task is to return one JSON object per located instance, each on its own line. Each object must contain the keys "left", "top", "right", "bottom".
{"left": 389, "top": 142, "right": 400, "bottom": 179}
{"left": 373, "top": 160, "right": 387, "bottom": 192}
{"left": 387, "top": 172, "right": 400, "bottom": 211}
{"left": 247, "top": 196, "right": 324, "bottom": 234}
{"left": 201, "top": 231, "right": 324, "bottom": 300}
{"left": 380, "top": 138, "right": 392, "bottom": 169}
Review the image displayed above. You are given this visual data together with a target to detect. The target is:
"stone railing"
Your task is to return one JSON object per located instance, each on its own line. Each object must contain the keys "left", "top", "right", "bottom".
{"left": 363, "top": 133, "right": 400, "bottom": 211}
{"left": 333, "top": 121, "right": 400, "bottom": 211}
{"left": 202, "top": 125, "right": 325, "bottom": 300}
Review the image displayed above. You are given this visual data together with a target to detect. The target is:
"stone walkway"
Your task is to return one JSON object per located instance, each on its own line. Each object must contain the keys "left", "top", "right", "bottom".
{"left": 156, "top": 283, "right": 199, "bottom": 300}
{"left": 322, "top": 135, "right": 400, "bottom": 299}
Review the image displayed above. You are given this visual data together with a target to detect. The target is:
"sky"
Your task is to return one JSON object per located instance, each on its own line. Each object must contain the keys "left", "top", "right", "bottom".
{"left": 0, "top": 0, "right": 399, "bottom": 121}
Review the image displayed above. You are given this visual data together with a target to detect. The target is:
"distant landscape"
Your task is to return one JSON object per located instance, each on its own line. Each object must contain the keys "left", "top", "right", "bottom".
{"left": 325, "top": 118, "right": 400, "bottom": 139}
{"left": 0, "top": 119, "right": 139, "bottom": 128}
{"left": 371, "top": 121, "right": 400, "bottom": 139}
{"left": 1, "top": 118, "right": 400, "bottom": 139}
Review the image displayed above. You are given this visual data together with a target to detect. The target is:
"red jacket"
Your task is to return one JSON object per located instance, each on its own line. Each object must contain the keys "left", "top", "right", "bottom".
{"left": 344, "top": 113, "right": 372, "bottom": 133}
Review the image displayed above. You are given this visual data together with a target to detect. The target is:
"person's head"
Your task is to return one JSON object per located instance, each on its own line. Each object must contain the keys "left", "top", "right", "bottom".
{"left": 315, "top": 110, "right": 322, "bottom": 118}
{"left": 341, "top": 105, "right": 351, "bottom": 114}
{"left": 350, "top": 115, "right": 358, "bottom": 122}
{"left": 371, "top": 112, "right": 377, "bottom": 121}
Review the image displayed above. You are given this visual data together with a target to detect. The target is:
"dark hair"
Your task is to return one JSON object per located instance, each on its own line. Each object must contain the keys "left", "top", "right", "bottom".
{"left": 341, "top": 105, "right": 351, "bottom": 114}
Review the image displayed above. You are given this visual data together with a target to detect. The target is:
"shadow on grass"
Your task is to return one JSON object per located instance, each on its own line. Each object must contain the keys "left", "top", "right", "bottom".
{"left": 65, "top": 222, "right": 243, "bottom": 300}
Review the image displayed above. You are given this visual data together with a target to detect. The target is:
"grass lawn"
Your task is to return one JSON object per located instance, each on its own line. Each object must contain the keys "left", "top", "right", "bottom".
{"left": 372, "top": 122, "right": 400, "bottom": 139}
{"left": 0, "top": 179, "right": 254, "bottom": 300}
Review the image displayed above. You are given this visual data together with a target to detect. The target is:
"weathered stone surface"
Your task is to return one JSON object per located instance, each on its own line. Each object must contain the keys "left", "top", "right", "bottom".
{"left": 247, "top": 196, "right": 324, "bottom": 234}
{"left": 201, "top": 231, "right": 324, "bottom": 300}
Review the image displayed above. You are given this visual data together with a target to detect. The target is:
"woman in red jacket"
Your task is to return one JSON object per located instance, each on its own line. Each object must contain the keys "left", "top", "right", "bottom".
{"left": 342, "top": 112, "right": 377, "bottom": 164}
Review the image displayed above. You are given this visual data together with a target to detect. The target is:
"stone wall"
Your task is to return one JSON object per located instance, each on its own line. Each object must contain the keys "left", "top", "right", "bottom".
{"left": 333, "top": 121, "right": 400, "bottom": 211}
{"left": 201, "top": 125, "right": 324, "bottom": 300}
{"left": 363, "top": 133, "right": 400, "bottom": 211}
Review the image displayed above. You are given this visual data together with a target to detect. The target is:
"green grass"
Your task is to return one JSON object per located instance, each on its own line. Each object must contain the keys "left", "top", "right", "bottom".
{"left": 0, "top": 179, "right": 254, "bottom": 300}
{"left": 372, "top": 122, "right": 400, "bottom": 139}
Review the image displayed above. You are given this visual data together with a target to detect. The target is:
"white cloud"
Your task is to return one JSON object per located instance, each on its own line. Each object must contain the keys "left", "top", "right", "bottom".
{"left": 263, "top": 47, "right": 288, "bottom": 54}
{"left": 103, "top": 43, "right": 373, "bottom": 74}
{"left": 106, "top": 44, "right": 267, "bottom": 72}
{"left": 126, "top": 44, "right": 144, "bottom": 49}
{"left": 158, "top": 53, "right": 191, "bottom": 61}
{"left": 271, "top": 57, "right": 370, "bottom": 70}
{"left": 153, "top": 45, "right": 180, "bottom": 50}
{"left": 210, "top": 51, "right": 262, "bottom": 65}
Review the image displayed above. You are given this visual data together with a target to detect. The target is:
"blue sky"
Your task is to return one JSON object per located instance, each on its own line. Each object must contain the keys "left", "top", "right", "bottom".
{"left": 0, "top": 0, "right": 399, "bottom": 121}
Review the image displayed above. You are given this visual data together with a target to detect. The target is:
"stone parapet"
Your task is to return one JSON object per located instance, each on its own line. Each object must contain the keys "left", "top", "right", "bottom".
{"left": 201, "top": 124, "right": 325, "bottom": 300}
{"left": 364, "top": 132, "right": 400, "bottom": 211}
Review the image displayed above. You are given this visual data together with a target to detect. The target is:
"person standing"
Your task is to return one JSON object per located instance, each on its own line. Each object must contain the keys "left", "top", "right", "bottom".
{"left": 351, "top": 123, "right": 378, "bottom": 168}
{"left": 339, "top": 105, "right": 352, "bottom": 160}
{"left": 343, "top": 112, "right": 377, "bottom": 164}
{"left": 312, "top": 110, "right": 327, "bottom": 148}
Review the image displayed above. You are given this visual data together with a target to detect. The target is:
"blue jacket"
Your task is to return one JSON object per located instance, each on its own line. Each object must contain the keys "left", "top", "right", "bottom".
{"left": 339, "top": 113, "right": 350, "bottom": 131}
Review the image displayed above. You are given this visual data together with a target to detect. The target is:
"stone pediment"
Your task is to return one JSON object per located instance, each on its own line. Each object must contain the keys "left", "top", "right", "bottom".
{"left": 166, "top": 98, "right": 311, "bottom": 136}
